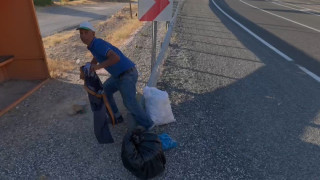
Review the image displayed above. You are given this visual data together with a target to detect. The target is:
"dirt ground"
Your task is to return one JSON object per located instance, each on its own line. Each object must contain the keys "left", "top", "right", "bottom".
{"left": 2, "top": 5, "right": 168, "bottom": 130}
{"left": 0, "top": 4, "right": 169, "bottom": 179}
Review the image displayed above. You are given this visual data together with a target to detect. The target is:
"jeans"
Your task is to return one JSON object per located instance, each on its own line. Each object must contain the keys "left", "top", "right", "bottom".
{"left": 103, "top": 67, "right": 154, "bottom": 129}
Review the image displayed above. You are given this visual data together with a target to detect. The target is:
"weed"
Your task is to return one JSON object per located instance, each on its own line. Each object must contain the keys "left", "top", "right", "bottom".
{"left": 47, "top": 59, "right": 75, "bottom": 78}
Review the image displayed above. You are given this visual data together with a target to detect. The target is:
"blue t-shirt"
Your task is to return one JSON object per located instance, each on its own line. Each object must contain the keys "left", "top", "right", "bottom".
{"left": 88, "top": 38, "right": 135, "bottom": 77}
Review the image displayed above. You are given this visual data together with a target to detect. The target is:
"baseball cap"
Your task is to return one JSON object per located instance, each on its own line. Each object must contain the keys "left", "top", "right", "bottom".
{"left": 76, "top": 21, "right": 96, "bottom": 32}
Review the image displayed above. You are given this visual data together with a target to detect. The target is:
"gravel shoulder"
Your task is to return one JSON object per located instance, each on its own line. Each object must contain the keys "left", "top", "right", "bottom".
{"left": 158, "top": 0, "right": 320, "bottom": 179}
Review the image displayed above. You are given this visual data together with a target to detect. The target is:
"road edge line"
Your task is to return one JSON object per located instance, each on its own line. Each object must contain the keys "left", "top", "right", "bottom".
{"left": 297, "top": 65, "right": 320, "bottom": 83}
{"left": 211, "top": 0, "right": 320, "bottom": 84}
{"left": 240, "top": 0, "right": 320, "bottom": 33}
{"left": 210, "top": 0, "right": 293, "bottom": 62}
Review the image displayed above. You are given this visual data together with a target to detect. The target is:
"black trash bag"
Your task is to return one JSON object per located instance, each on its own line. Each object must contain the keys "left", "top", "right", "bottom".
{"left": 121, "top": 127, "right": 166, "bottom": 179}
{"left": 81, "top": 65, "right": 114, "bottom": 144}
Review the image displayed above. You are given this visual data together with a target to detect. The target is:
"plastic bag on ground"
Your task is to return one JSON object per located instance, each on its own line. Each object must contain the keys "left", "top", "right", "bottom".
{"left": 121, "top": 127, "right": 166, "bottom": 179}
{"left": 158, "top": 133, "right": 177, "bottom": 151}
{"left": 143, "top": 86, "right": 175, "bottom": 126}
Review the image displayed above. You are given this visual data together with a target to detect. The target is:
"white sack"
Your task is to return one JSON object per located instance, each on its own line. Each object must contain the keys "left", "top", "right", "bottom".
{"left": 143, "top": 86, "right": 175, "bottom": 125}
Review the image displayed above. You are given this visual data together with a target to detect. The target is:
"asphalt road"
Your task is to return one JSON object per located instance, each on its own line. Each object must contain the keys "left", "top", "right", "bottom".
{"left": 214, "top": 0, "right": 320, "bottom": 78}
{"left": 35, "top": 2, "right": 126, "bottom": 37}
{"left": 157, "top": 0, "right": 320, "bottom": 178}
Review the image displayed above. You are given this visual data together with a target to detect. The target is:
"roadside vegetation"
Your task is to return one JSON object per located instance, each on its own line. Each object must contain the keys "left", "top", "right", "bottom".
{"left": 53, "top": 0, "right": 95, "bottom": 6}
{"left": 34, "top": 0, "right": 92, "bottom": 6}
{"left": 34, "top": 0, "right": 134, "bottom": 6}
{"left": 47, "top": 58, "right": 75, "bottom": 78}
{"left": 33, "top": 0, "right": 53, "bottom": 6}
{"left": 43, "top": 4, "right": 142, "bottom": 78}
{"left": 43, "top": 31, "right": 76, "bottom": 78}
{"left": 43, "top": 33, "right": 74, "bottom": 49}
{"left": 106, "top": 5, "right": 142, "bottom": 47}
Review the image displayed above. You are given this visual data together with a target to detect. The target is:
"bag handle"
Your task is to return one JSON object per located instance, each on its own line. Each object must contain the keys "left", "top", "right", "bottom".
{"left": 83, "top": 85, "right": 115, "bottom": 126}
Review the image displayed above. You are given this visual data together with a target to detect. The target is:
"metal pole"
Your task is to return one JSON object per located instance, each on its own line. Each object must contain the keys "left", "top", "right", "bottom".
{"left": 151, "top": 21, "right": 157, "bottom": 71}
{"left": 129, "top": 0, "right": 133, "bottom": 19}
{"left": 147, "top": 0, "right": 182, "bottom": 87}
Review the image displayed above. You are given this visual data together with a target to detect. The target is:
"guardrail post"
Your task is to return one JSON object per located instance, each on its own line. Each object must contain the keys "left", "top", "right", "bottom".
{"left": 147, "top": 0, "right": 182, "bottom": 87}
{"left": 151, "top": 21, "right": 157, "bottom": 70}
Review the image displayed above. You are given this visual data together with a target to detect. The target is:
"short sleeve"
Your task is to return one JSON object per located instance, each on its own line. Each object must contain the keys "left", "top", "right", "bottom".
{"left": 96, "top": 40, "right": 111, "bottom": 59}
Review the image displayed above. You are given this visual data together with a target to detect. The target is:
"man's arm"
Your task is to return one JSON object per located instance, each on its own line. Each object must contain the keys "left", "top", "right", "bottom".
{"left": 91, "top": 57, "right": 98, "bottom": 64}
{"left": 91, "top": 50, "right": 120, "bottom": 71}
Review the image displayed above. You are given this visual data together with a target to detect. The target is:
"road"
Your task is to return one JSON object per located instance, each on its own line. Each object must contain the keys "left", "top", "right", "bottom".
{"left": 158, "top": 0, "right": 320, "bottom": 178}
{"left": 35, "top": 2, "right": 126, "bottom": 37}
{"left": 214, "top": 0, "right": 320, "bottom": 79}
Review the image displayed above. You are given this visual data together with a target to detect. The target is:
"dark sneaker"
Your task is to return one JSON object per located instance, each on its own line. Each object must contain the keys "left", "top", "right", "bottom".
{"left": 106, "top": 114, "right": 124, "bottom": 124}
{"left": 115, "top": 115, "right": 124, "bottom": 124}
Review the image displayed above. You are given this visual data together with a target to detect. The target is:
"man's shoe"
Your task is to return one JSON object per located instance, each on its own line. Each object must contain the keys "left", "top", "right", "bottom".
{"left": 107, "top": 114, "right": 124, "bottom": 124}
{"left": 114, "top": 115, "right": 124, "bottom": 124}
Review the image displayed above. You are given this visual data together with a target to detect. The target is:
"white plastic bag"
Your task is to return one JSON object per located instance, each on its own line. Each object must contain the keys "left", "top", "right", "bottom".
{"left": 143, "top": 86, "right": 175, "bottom": 125}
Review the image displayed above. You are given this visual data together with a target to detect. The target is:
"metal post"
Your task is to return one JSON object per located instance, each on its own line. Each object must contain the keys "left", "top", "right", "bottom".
{"left": 129, "top": 0, "right": 133, "bottom": 19}
{"left": 151, "top": 21, "right": 157, "bottom": 71}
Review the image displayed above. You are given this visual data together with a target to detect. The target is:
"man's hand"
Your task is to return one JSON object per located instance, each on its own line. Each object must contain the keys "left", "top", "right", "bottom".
{"left": 90, "top": 64, "right": 101, "bottom": 71}
{"left": 89, "top": 50, "right": 120, "bottom": 71}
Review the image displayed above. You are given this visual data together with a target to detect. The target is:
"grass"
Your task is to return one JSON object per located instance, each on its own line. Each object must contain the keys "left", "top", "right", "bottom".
{"left": 34, "top": 0, "right": 134, "bottom": 6}
{"left": 42, "top": 31, "right": 77, "bottom": 78}
{"left": 106, "top": 5, "right": 142, "bottom": 47}
{"left": 107, "top": 18, "right": 142, "bottom": 47}
{"left": 47, "top": 58, "right": 75, "bottom": 78}
{"left": 42, "top": 31, "right": 75, "bottom": 49}
{"left": 33, "top": 0, "right": 53, "bottom": 6}
{"left": 53, "top": 0, "right": 96, "bottom": 6}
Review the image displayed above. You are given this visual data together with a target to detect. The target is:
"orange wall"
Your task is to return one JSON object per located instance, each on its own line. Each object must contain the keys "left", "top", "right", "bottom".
{"left": 0, "top": 0, "right": 49, "bottom": 80}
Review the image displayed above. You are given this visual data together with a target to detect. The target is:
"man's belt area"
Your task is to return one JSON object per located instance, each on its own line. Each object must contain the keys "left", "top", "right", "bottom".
{"left": 118, "top": 67, "right": 135, "bottom": 78}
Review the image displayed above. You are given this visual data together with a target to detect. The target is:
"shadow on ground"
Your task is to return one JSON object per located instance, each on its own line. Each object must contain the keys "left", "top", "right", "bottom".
{"left": 0, "top": 79, "right": 135, "bottom": 179}
{"left": 154, "top": 0, "right": 320, "bottom": 178}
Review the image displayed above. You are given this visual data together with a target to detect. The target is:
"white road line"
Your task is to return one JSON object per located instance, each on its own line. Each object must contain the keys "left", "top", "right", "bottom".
{"left": 272, "top": 2, "right": 320, "bottom": 17}
{"left": 239, "top": 0, "right": 320, "bottom": 33}
{"left": 211, "top": 0, "right": 320, "bottom": 83}
{"left": 210, "top": 0, "right": 293, "bottom": 61}
{"left": 297, "top": 65, "right": 320, "bottom": 83}
{"left": 274, "top": 0, "right": 320, "bottom": 14}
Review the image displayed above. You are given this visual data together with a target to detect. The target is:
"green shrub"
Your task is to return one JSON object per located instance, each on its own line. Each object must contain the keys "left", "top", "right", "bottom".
{"left": 33, "top": 0, "right": 53, "bottom": 6}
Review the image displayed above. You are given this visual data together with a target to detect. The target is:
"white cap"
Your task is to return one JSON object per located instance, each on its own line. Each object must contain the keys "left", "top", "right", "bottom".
{"left": 76, "top": 21, "right": 96, "bottom": 32}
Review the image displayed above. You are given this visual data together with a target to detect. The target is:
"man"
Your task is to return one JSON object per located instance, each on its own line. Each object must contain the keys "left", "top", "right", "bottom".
{"left": 77, "top": 21, "right": 154, "bottom": 130}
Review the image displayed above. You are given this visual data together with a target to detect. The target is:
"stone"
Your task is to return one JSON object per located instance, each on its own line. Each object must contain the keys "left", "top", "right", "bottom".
{"left": 67, "top": 101, "right": 87, "bottom": 116}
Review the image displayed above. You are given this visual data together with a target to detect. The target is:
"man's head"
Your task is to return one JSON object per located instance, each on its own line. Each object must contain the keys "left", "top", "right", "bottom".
{"left": 77, "top": 21, "right": 96, "bottom": 46}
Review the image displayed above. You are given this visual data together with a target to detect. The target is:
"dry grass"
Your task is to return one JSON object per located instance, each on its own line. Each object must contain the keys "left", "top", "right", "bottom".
{"left": 47, "top": 58, "right": 75, "bottom": 78}
{"left": 43, "top": 31, "right": 77, "bottom": 78}
{"left": 42, "top": 31, "right": 76, "bottom": 49}
{"left": 53, "top": 0, "right": 97, "bottom": 6}
{"left": 44, "top": 4, "right": 143, "bottom": 79}
{"left": 106, "top": 5, "right": 142, "bottom": 47}
{"left": 53, "top": 0, "right": 135, "bottom": 6}
{"left": 107, "top": 18, "right": 142, "bottom": 47}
